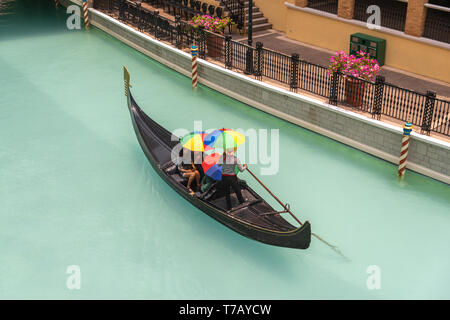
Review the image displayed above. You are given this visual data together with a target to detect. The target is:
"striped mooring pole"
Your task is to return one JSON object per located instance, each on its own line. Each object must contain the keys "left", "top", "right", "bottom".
{"left": 191, "top": 44, "right": 198, "bottom": 89}
{"left": 55, "top": 0, "right": 59, "bottom": 7}
{"left": 82, "top": 0, "right": 90, "bottom": 30}
{"left": 398, "top": 120, "right": 413, "bottom": 177}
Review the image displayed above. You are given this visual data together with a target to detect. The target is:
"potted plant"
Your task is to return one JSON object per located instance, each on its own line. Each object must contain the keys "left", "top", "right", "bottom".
{"left": 328, "top": 50, "right": 380, "bottom": 108}
{"left": 188, "top": 15, "right": 234, "bottom": 58}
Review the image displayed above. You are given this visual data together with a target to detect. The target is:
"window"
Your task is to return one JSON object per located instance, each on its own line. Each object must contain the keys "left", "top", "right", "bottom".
{"left": 353, "top": 0, "right": 407, "bottom": 31}
{"left": 423, "top": 2, "right": 450, "bottom": 43}
{"left": 307, "top": 0, "right": 339, "bottom": 15}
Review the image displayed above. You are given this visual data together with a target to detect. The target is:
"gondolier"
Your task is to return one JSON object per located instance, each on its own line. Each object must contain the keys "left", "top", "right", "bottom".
{"left": 221, "top": 148, "right": 247, "bottom": 211}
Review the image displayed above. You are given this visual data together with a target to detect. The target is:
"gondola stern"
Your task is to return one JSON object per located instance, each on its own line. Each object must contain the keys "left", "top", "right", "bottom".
{"left": 286, "top": 220, "right": 311, "bottom": 250}
{"left": 251, "top": 220, "right": 312, "bottom": 250}
{"left": 297, "top": 220, "right": 312, "bottom": 249}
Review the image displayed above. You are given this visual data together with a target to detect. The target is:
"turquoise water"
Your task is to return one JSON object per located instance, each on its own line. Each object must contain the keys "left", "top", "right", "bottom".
{"left": 0, "top": 1, "right": 449, "bottom": 299}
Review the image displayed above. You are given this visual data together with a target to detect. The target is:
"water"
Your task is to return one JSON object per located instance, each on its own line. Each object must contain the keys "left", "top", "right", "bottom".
{"left": 1, "top": 0, "right": 449, "bottom": 299}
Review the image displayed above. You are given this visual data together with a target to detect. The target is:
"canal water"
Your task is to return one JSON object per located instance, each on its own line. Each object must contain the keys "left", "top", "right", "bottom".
{"left": 1, "top": 0, "right": 449, "bottom": 299}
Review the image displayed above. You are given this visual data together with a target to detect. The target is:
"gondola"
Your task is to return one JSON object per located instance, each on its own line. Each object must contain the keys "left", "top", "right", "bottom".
{"left": 123, "top": 67, "right": 311, "bottom": 249}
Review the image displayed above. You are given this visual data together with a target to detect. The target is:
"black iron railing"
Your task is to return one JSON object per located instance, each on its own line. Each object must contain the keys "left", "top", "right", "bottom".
{"left": 93, "top": 0, "right": 118, "bottom": 11}
{"left": 94, "top": 0, "right": 450, "bottom": 137}
{"left": 306, "top": 0, "right": 338, "bottom": 15}
{"left": 353, "top": 0, "right": 407, "bottom": 32}
{"left": 423, "top": 7, "right": 450, "bottom": 44}
{"left": 221, "top": 0, "right": 244, "bottom": 30}
{"left": 298, "top": 60, "right": 331, "bottom": 98}
{"left": 115, "top": 0, "right": 228, "bottom": 20}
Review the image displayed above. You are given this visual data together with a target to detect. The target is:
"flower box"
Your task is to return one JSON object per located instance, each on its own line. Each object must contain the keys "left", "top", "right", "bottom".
{"left": 344, "top": 78, "right": 366, "bottom": 108}
{"left": 207, "top": 34, "right": 223, "bottom": 58}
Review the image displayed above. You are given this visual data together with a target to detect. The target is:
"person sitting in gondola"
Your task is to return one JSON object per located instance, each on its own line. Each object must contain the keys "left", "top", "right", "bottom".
{"left": 178, "top": 149, "right": 201, "bottom": 196}
{"left": 221, "top": 147, "right": 247, "bottom": 211}
{"left": 200, "top": 174, "right": 215, "bottom": 193}
{"left": 193, "top": 152, "right": 215, "bottom": 194}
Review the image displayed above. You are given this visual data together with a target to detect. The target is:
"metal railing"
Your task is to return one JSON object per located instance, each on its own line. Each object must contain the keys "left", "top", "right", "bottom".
{"left": 93, "top": 0, "right": 119, "bottom": 11}
{"left": 221, "top": 0, "right": 244, "bottom": 30}
{"left": 113, "top": 0, "right": 228, "bottom": 20}
{"left": 423, "top": 7, "right": 450, "bottom": 44}
{"left": 94, "top": 0, "right": 450, "bottom": 137}
{"left": 353, "top": 0, "right": 407, "bottom": 31}
{"left": 306, "top": 0, "right": 338, "bottom": 15}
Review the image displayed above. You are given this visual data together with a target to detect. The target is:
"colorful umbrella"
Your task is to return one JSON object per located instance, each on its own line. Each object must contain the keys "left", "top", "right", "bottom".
{"left": 179, "top": 131, "right": 213, "bottom": 152}
{"left": 203, "top": 128, "right": 245, "bottom": 151}
{"left": 202, "top": 152, "right": 239, "bottom": 181}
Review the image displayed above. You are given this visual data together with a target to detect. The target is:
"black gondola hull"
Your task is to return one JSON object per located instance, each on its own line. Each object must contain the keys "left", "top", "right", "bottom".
{"left": 125, "top": 87, "right": 311, "bottom": 250}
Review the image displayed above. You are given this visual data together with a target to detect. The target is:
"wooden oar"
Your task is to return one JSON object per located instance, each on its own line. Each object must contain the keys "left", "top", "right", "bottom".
{"left": 246, "top": 167, "right": 348, "bottom": 260}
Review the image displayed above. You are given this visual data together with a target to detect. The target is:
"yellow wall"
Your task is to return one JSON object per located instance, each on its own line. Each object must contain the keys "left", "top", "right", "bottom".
{"left": 253, "top": 0, "right": 287, "bottom": 32}
{"left": 285, "top": 7, "right": 450, "bottom": 83}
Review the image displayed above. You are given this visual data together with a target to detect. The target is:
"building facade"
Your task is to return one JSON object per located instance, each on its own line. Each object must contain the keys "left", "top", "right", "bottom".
{"left": 253, "top": 0, "right": 450, "bottom": 83}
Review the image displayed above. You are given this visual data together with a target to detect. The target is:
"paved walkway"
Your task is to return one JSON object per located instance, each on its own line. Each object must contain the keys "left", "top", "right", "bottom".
{"left": 233, "top": 30, "right": 450, "bottom": 99}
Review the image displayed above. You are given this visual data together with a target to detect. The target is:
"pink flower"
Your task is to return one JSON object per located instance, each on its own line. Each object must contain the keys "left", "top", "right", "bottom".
{"left": 327, "top": 51, "right": 380, "bottom": 80}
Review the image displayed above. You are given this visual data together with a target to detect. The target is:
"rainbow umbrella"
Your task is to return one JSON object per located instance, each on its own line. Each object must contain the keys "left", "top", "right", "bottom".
{"left": 203, "top": 128, "right": 245, "bottom": 151}
{"left": 202, "top": 152, "right": 239, "bottom": 181}
{"left": 179, "top": 131, "right": 213, "bottom": 152}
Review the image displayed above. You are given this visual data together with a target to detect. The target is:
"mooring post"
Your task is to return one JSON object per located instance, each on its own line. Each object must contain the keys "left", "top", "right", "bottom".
{"left": 82, "top": 0, "right": 90, "bottom": 30}
{"left": 191, "top": 43, "right": 198, "bottom": 89}
{"left": 398, "top": 119, "right": 413, "bottom": 178}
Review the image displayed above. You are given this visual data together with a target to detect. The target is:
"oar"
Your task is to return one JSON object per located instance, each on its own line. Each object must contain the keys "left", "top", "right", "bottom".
{"left": 246, "top": 167, "right": 349, "bottom": 260}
